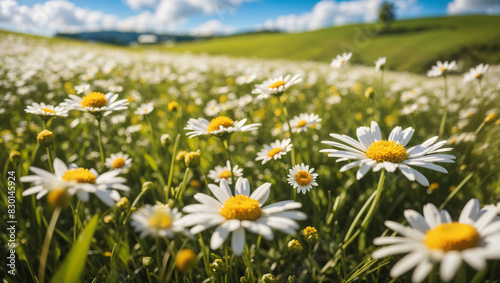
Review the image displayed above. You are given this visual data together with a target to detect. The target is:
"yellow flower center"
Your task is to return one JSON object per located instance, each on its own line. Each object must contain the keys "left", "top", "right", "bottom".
{"left": 424, "top": 222, "right": 479, "bottom": 251}
{"left": 62, "top": 168, "right": 96, "bottom": 184}
{"left": 267, "top": 147, "right": 283, "bottom": 158}
{"left": 149, "top": 210, "right": 172, "bottom": 229}
{"left": 440, "top": 67, "right": 446, "bottom": 72}
{"left": 80, "top": 92, "right": 108, "bottom": 109}
{"left": 297, "top": 120, "right": 308, "bottom": 128}
{"left": 112, "top": 157, "right": 126, "bottom": 169}
{"left": 219, "top": 170, "right": 235, "bottom": 180}
{"left": 475, "top": 73, "right": 483, "bottom": 79}
{"left": 41, "top": 108, "right": 56, "bottom": 114}
{"left": 220, "top": 195, "right": 262, "bottom": 221}
{"left": 365, "top": 140, "right": 408, "bottom": 163}
{"left": 207, "top": 116, "right": 234, "bottom": 133}
{"left": 268, "top": 80, "right": 286, "bottom": 89}
{"left": 295, "top": 170, "right": 312, "bottom": 186}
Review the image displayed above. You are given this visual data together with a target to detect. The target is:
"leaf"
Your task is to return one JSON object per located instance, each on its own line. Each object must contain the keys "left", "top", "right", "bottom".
{"left": 50, "top": 215, "right": 99, "bottom": 283}
{"left": 144, "top": 153, "right": 158, "bottom": 171}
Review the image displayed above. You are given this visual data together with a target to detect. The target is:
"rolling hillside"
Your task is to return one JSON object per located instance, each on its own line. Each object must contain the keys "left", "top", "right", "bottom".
{"left": 159, "top": 15, "right": 500, "bottom": 73}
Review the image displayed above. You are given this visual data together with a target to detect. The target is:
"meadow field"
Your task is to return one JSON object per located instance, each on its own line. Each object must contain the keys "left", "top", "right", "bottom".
{"left": 1, "top": 30, "right": 500, "bottom": 283}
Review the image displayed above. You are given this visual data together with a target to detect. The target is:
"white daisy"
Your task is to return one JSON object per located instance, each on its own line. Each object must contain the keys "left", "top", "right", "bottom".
{"left": 184, "top": 116, "right": 261, "bottom": 138}
{"left": 331, "top": 52, "right": 352, "bottom": 69}
{"left": 131, "top": 203, "right": 190, "bottom": 238}
{"left": 251, "top": 74, "right": 302, "bottom": 100}
{"left": 62, "top": 91, "right": 129, "bottom": 116}
{"left": 289, "top": 113, "right": 322, "bottom": 133}
{"left": 207, "top": 161, "right": 243, "bottom": 184}
{"left": 236, "top": 74, "right": 257, "bottom": 85}
{"left": 75, "top": 84, "right": 90, "bottom": 94}
{"left": 287, "top": 163, "right": 319, "bottom": 194}
{"left": 427, "top": 61, "right": 457, "bottom": 77}
{"left": 375, "top": 56, "right": 386, "bottom": 71}
{"left": 20, "top": 158, "right": 130, "bottom": 206}
{"left": 463, "top": 63, "right": 489, "bottom": 83}
{"left": 256, "top": 138, "right": 293, "bottom": 164}
{"left": 372, "top": 199, "right": 500, "bottom": 282}
{"left": 320, "top": 121, "right": 455, "bottom": 186}
{"left": 24, "top": 102, "right": 68, "bottom": 117}
{"left": 105, "top": 152, "right": 132, "bottom": 171}
{"left": 135, "top": 102, "right": 154, "bottom": 115}
{"left": 178, "top": 178, "right": 306, "bottom": 256}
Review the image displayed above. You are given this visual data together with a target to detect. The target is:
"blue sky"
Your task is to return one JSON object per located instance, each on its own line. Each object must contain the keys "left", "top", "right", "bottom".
{"left": 0, "top": 0, "right": 498, "bottom": 35}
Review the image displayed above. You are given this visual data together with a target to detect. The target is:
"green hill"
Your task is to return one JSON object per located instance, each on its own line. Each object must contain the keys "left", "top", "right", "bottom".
{"left": 159, "top": 15, "right": 500, "bottom": 73}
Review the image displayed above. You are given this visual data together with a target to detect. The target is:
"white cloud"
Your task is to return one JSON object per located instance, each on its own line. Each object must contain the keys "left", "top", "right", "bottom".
{"left": 447, "top": 0, "right": 500, "bottom": 15}
{"left": 190, "top": 19, "right": 234, "bottom": 36}
{"left": 257, "top": 0, "right": 417, "bottom": 32}
{"left": 126, "top": 0, "right": 158, "bottom": 11}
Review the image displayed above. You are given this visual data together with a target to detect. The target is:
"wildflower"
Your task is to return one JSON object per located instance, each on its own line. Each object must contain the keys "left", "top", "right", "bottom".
{"left": 62, "top": 91, "right": 129, "bottom": 116}
{"left": 135, "top": 102, "right": 154, "bottom": 115}
{"left": 37, "top": 130, "right": 53, "bottom": 146}
{"left": 75, "top": 84, "right": 90, "bottom": 94}
{"left": 168, "top": 101, "right": 179, "bottom": 112}
{"left": 373, "top": 199, "right": 500, "bottom": 282}
{"left": 178, "top": 178, "right": 306, "bottom": 256}
{"left": 252, "top": 74, "right": 302, "bottom": 100}
{"left": 176, "top": 249, "right": 197, "bottom": 273}
{"left": 184, "top": 150, "right": 201, "bottom": 169}
{"left": 427, "top": 61, "right": 457, "bottom": 77}
{"left": 185, "top": 116, "right": 260, "bottom": 138}
{"left": 375, "top": 57, "right": 386, "bottom": 71}
{"left": 176, "top": 151, "right": 188, "bottom": 161}
{"left": 463, "top": 63, "right": 488, "bottom": 83}
{"left": 9, "top": 150, "right": 21, "bottom": 164}
{"left": 302, "top": 226, "right": 319, "bottom": 243}
{"left": 25, "top": 102, "right": 68, "bottom": 117}
{"left": 331, "top": 52, "right": 352, "bottom": 69}
{"left": 320, "top": 121, "right": 455, "bottom": 186}
{"left": 131, "top": 203, "right": 189, "bottom": 238}
{"left": 256, "top": 138, "right": 293, "bottom": 165}
{"left": 105, "top": 152, "right": 132, "bottom": 170}
{"left": 287, "top": 239, "right": 303, "bottom": 253}
{"left": 160, "top": 134, "right": 171, "bottom": 146}
{"left": 208, "top": 161, "right": 244, "bottom": 184}
{"left": 287, "top": 163, "right": 318, "bottom": 194}
{"left": 236, "top": 74, "right": 256, "bottom": 85}
{"left": 365, "top": 87, "right": 375, "bottom": 99}
{"left": 289, "top": 113, "right": 322, "bottom": 133}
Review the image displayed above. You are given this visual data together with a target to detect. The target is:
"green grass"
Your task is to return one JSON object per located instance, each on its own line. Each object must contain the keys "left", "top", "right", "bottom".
{"left": 159, "top": 15, "right": 500, "bottom": 73}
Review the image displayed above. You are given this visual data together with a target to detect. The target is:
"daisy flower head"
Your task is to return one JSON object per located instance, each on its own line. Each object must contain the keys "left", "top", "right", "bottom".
{"left": 463, "top": 63, "right": 489, "bottom": 83}
{"left": 105, "top": 152, "right": 132, "bottom": 171}
{"left": 375, "top": 56, "right": 386, "bottom": 71}
{"left": 251, "top": 74, "right": 302, "bottom": 100}
{"left": 207, "top": 160, "right": 243, "bottom": 184}
{"left": 131, "top": 203, "right": 190, "bottom": 238}
{"left": 178, "top": 178, "right": 306, "bottom": 256}
{"left": 62, "top": 91, "right": 129, "bottom": 116}
{"left": 287, "top": 163, "right": 319, "bottom": 194}
{"left": 135, "top": 102, "right": 154, "bottom": 115}
{"left": 236, "top": 74, "right": 257, "bottom": 85}
{"left": 184, "top": 116, "right": 261, "bottom": 138}
{"left": 372, "top": 199, "right": 500, "bottom": 282}
{"left": 75, "top": 84, "right": 90, "bottom": 94}
{"left": 25, "top": 102, "right": 68, "bottom": 117}
{"left": 320, "top": 121, "right": 455, "bottom": 186}
{"left": 331, "top": 52, "right": 352, "bottom": 69}
{"left": 289, "top": 113, "right": 322, "bottom": 133}
{"left": 427, "top": 60, "right": 457, "bottom": 77}
{"left": 256, "top": 138, "right": 293, "bottom": 164}
{"left": 20, "top": 158, "right": 130, "bottom": 206}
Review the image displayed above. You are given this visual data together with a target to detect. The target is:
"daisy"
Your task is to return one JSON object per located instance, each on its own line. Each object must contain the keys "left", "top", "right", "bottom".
{"left": 236, "top": 74, "right": 257, "bottom": 85}
{"left": 20, "top": 158, "right": 130, "bottom": 206}
{"left": 131, "top": 203, "right": 190, "bottom": 238}
{"left": 256, "top": 138, "right": 293, "bottom": 164}
{"left": 251, "top": 74, "right": 302, "bottom": 100}
{"left": 320, "top": 121, "right": 455, "bottom": 186}
{"left": 75, "top": 84, "right": 90, "bottom": 94}
{"left": 372, "top": 199, "right": 500, "bottom": 282}
{"left": 287, "top": 163, "right": 319, "bottom": 194}
{"left": 105, "top": 152, "right": 132, "bottom": 171}
{"left": 207, "top": 161, "right": 243, "bottom": 184}
{"left": 375, "top": 57, "right": 386, "bottom": 71}
{"left": 62, "top": 91, "right": 129, "bottom": 116}
{"left": 24, "top": 102, "right": 68, "bottom": 117}
{"left": 178, "top": 178, "right": 306, "bottom": 256}
{"left": 289, "top": 113, "right": 322, "bottom": 133}
{"left": 427, "top": 61, "right": 457, "bottom": 77}
{"left": 463, "top": 63, "right": 489, "bottom": 83}
{"left": 135, "top": 102, "right": 154, "bottom": 115}
{"left": 184, "top": 116, "right": 261, "bottom": 138}
{"left": 330, "top": 52, "right": 352, "bottom": 69}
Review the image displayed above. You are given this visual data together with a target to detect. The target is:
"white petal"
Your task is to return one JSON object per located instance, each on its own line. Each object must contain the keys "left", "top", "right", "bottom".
{"left": 390, "top": 252, "right": 425, "bottom": 277}
{"left": 371, "top": 244, "right": 416, "bottom": 258}
{"left": 208, "top": 183, "right": 230, "bottom": 203}
{"left": 412, "top": 259, "right": 434, "bottom": 283}
{"left": 462, "top": 250, "right": 486, "bottom": 271}
{"left": 356, "top": 164, "right": 372, "bottom": 180}
{"left": 210, "top": 224, "right": 230, "bottom": 250}
{"left": 459, "top": 199, "right": 480, "bottom": 224}
{"left": 231, "top": 227, "right": 246, "bottom": 256}
{"left": 250, "top": 182, "right": 271, "bottom": 205}
{"left": 404, "top": 209, "right": 429, "bottom": 232}
{"left": 440, "top": 251, "right": 462, "bottom": 282}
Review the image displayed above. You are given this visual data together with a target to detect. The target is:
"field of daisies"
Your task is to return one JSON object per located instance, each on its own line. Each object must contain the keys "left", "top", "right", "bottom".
{"left": 1, "top": 33, "right": 500, "bottom": 283}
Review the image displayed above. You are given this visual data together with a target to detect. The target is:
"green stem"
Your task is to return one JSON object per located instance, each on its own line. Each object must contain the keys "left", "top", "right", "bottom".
{"left": 166, "top": 134, "right": 181, "bottom": 201}
{"left": 97, "top": 118, "right": 105, "bottom": 165}
{"left": 360, "top": 170, "right": 386, "bottom": 229}
{"left": 280, "top": 98, "right": 296, "bottom": 166}
{"left": 343, "top": 189, "right": 378, "bottom": 242}
{"left": 45, "top": 147, "right": 54, "bottom": 173}
{"left": 174, "top": 168, "right": 190, "bottom": 207}
{"left": 438, "top": 74, "right": 448, "bottom": 137}
{"left": 155, "top": 237, "right": 161, "bottom": 278}
{"left": 439, "top": 172, "right": 473, "bottom": 210}
{"left": 39, "top": 207, "right": 62, "bottom": 283}
{"left": 222, "top": 138, "right": 236, "bottom": 186}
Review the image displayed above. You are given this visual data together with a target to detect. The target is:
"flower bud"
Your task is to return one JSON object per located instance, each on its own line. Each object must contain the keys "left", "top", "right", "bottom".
{"left": 302, "top": 226, "right": 318, "bottom": 243}
{"left": 176, "top": 151, "right": 188, "bottom": 162}
{"left": 287, "top": 239, "right": 303, "bottom": 253}
{"left": 37, "top": 129, "right": 53, "bottom": 146}
{"left": 160, "top": 134, "right": 171, "bottom": 147}
{"left": 142, "top": 181, "right": 153, "bottom": 193}
{"left": 168, "top": 101, "right": 179, "bottom": 112}
{"left": 9, "top": 150, "right": 21, "bottom": 164}
{"left": 365, "top": 87, "right": 375, "bottom": 99}
{"left": 184, "top": 150, "right": 201, "bottom": 169}
{"left": 176, "top": 248, "right": 197, "bottom": 273}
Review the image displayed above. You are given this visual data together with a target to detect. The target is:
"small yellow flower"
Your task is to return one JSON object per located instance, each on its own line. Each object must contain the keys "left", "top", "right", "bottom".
{"left": 168, "top": 101, "right": 179, "bottom": 112}
{"left": 103, "top": 215, "right": 114, "bottom": 223}
{"left": 184, "top": 150, "right": 201, "bottom": 168}
{"left": 302, "top": 226, "right": 319, "bottom": 243}
{"left": 176, "top": 151, "right": 188, "bottom": 161}
{"left": 365, "top": 87, "right": 375, "bottom": 99}
{"left": 355, "top": 112, "right": 363, "bottom": 121}
{"left": 37, "top": 129, "right": 53, "bottom": 146}
{"left": 176, "top": 249, "right": 197, "bottom": 273}
{"left": 428, "top": 183, "right": 440, "bottom": 191}
{"left": 9, "top": 150, "right": 21, "bottom": 164}
{"left": 116, "top": 197, "right": 129, "bottom": 209}
{"left": 287, "top": 239, "right": 303, "bottom": 253}
{"left": 104, "top": 251, "right": 113, "bottom": 257}
{"left": 485, "top": 112, "right": 497, "bottom": 123}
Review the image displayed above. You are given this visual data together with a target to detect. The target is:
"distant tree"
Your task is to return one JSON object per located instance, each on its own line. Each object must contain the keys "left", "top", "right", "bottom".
{"left": 378, "top": 2, "right": 395, "bottom": 31}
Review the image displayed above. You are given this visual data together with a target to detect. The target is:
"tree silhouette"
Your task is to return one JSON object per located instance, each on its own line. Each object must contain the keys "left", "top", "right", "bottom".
{"left": 378, "top": 2, "right": 395, "bottom": 31}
